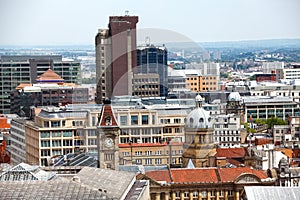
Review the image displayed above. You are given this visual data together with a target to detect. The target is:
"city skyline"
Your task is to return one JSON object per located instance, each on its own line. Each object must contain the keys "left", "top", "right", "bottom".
{"left": 0, "top": 0, "right": 300, "bottom": 46}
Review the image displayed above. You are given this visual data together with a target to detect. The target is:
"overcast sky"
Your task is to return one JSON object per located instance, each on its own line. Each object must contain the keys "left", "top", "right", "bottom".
{"left": 0, "top": 0, "right": 299, "bottom": 45}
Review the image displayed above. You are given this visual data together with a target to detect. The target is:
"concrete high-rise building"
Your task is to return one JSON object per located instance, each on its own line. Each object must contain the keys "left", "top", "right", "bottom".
{"left": 0, "top": 55, "right": 81, "bottom": 114}
{"left": 136, "top": 44, "right": 168, "bottom": 97}
{"left": 95, "top": 15, "right": 138, "bottom": 103}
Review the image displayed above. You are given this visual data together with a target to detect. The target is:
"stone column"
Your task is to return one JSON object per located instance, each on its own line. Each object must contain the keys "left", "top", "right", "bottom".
{"left": 198, "top": 191, "right": 202, "bottom": 200}
{"left": 165, "top": 192, "right": 170, "bottom": 200}
{"left": 180, "top": 192, "right": 184, "bottom": 200}
{"left": 216, "top": 191, "right": 219, "bottom": 200}
{"left": 235, "top": 191, "right": 240, "bottom": 200}
{"left": 172, "top": 192, "right": 176, "bottom": 200}
{"left": 189, "top": 191, "right": 193, "bottom": 200}
{"left": 155, "top": 193, "right": 160, "bottom": 200}
{"left": 225, "top": 190, "right": 228, "bottom": 200}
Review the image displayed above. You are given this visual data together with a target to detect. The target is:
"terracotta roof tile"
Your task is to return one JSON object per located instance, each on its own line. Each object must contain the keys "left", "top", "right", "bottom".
{"left": 36, "top": 69, "right": 64, "bottom": 82}
{"left": 171, "top": 168, "right": 218, "bottom": 183}
{"left": 145, "top": 170, "right": 171, "bottom": 182}
{"left": 145, "top": 167, "right": 268, "bottom": 184}
{"left": 216, "top": 148, "right": 247, "bottom": 158}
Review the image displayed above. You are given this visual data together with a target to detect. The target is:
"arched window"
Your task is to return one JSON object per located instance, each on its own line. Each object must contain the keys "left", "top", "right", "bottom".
{"left": 189, "top": 118, "right": 194, "bottom": 127}
{"left": 199, "top": 118, "right": 204, "bottom": 123}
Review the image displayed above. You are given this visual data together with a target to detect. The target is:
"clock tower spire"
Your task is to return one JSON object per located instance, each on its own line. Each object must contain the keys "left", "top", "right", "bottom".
{"left": 97, "top": 98, "right": 120, "bottom": 170}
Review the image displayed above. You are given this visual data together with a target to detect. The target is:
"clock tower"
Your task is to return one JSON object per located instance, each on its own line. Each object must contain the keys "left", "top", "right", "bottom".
{"left": 97, "top": 99, "right": 120, "bottom": 170}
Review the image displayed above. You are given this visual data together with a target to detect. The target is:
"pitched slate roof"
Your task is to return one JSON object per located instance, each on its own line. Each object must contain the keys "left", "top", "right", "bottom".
{"left": 77, "top": 167, "right": 136, "bottom": 199}
{"left": 145, "top": 167, "right": 269, "bottom": 184}
{"left": 0, "top": 180, "right": 108, "bottom": 200}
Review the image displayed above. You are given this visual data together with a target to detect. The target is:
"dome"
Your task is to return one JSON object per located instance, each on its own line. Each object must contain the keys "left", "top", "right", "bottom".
{"left": 185, "top": 107, "right": 212, "bottom": 129}
{"left": 228, "top": 92, "right": 242, "bottom": 101}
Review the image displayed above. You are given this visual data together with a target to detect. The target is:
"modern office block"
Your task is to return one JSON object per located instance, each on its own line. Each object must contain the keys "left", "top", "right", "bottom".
{"left": 0, "top": 55, "right": 81, "bottom": 114}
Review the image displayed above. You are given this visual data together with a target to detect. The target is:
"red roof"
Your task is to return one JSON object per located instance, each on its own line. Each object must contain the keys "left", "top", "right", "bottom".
{"left": 0, "top": 117, "right": 10, "bottom": 129}
{"left": 145, "top": 167, "right": 268, "bottom": 184}
{"left": 216, "top": 148, "right": 247, "bottom": 158}
{"left": 36, "top": 69, "right": 64, "bottom": 82}
{"left": 98, "top": 105, "right": 118, "bottom": 127}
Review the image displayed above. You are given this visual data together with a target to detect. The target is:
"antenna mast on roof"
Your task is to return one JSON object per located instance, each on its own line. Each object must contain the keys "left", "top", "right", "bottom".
{"left": 125, "top": 10, "right": 129, "bottom": 16}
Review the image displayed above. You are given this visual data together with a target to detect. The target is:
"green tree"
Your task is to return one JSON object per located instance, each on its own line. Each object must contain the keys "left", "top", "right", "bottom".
{"left": 265, "top": 117, "right": 286, "bottom": 129}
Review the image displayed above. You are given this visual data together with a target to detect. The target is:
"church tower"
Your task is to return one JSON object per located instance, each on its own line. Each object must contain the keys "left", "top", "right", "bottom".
{"left": 97, "top": 99, "right": 120, "bottom": 170}
{"left": 182, "top": 94, "right": 216, "bottom": 168}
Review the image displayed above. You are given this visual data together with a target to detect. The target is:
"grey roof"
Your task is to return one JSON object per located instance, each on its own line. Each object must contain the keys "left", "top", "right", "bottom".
{"left": 52, "top": 153, "right": 97, "bottom": 167}
{"left": 0, "top": 180, "right": 108, "bottom": 200}
{"left": 243, "top": 96, "right": 295, "bottom": 105}
{"left": 245, "top": 186, "right": 300, "bottom": 200}
{"left": 0, "top": 163, "right": 56, "bottom": 181}
{"left": 77, "top": 167, "right": 136, "bottom": 199}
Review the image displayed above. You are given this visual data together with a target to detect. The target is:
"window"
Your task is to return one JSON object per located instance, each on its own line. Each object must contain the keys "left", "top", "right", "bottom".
{"left": 122, "top": 152, "right": 129, "bottom": 156}
{"left": 174, "top": 118, "right": 181, "bottom": 123}
{"left": 142, "top": 115, "right": 149, "bottom": 125}
{"left": 120, "top": 116, "right": 127, "bottom": 125}
{"left": 88, "top": 139, "right": 97, "bottom": 145}
{"left": 51, "top": 121, "right": 61, "bottom": 127}
{"left": 202, "top": 191, "right": 207, "bottom": 198}
{"left": 136, "top": 159, "right": 142, "bottom": 164}
{"left": 131, "top": 115, "right": 138, "bottom": 125}
{"left": 63, "top": 140, "right": 72, "bottom": 146}
{"left": 228, "top": 190, "right": 233, "bottom": 196}
{"left": 145, "top": 151, "right": 152, "bottom": 156}
{"left": 155, "top": 150, "right": 162, "bottom": 155}
{"left": 41, "top": 140, "right": 50, "bottom": 147}
{"left": 52, "top": 140, "right": 61, "bottom": 147}
{"left": 193, "top": 192, "right": 198, "bottom": 197}
{"left": 145, "top": 158, "right": 152, "bottom": 165}
{"left": 88, "top": 130, "right": 96, "bottom": 136}
{"left": 44, "top": 121, "right": 49, "bottom": 127}
{"left": 52, "top": 131, "right": 61, "bottom": 137}
{"left": 152, "top": 115, "right": 155, "bottom": 125}
{"left": 155, "top": 158, "right": 162, "bottom": 165}
{"left": 135, "top": 151, "right": 142, "bottom": 156}
{"left": 63, "top": 131, "right": 72, "bottom": 137}
{"left": 40, "top": 131, "right": 50, "bottom": 138}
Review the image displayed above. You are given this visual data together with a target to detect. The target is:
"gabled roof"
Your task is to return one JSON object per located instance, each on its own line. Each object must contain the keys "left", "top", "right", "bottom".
{"left": 36, "top": 69, "right": 64, "bottom": 83}
{"left": 77, "top": 167, "right": 135, "bottom": 199}
{"left": 0, "top": 180, "right": 109, "bottom": 199}
{"left": 145, "top": 167, "right": 269, "bottom": 184}
{"left": 216, "top": 148, "right": 248, "bottom": 158}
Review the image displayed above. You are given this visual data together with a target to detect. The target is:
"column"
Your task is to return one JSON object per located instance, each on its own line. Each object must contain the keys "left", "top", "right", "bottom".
{"left": 180, "top": 191, "right": 184, "bottom": 200}
{"left": 198, "top": 191, "right": 202, "bottom": 200}
{"left": 155, "top": 193, "right": 160, "bottom": 200}
{"left": 189, "top": 191, "right": 193, "bottom": 200}
{"left": 225, "top": 190, "right": 228, "bottom": 200}
{"left": 216, "top": 191, "right": 219, "bottom": 200}
{"left": 165, "top": 192, "right": 170, "bottom": 200}
{"left": 235, "top": 191, "right": 240, "bottom": 200}
{"left": 207, "top": 191, "right": 211, "bottom": 200}
{"left": 172, "top": 192, "right": 176, "bottom": 200}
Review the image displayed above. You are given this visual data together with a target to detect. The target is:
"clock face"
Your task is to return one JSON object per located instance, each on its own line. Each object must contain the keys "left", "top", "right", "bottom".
{"left": 104, "top": 137, "right": 114, "bottom": 148}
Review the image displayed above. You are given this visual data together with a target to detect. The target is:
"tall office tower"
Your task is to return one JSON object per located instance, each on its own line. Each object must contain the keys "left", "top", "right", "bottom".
{"left": 0, "top": 55, "right": 81, "bottom": 114}
{"left": 136, "top": 44, "right": 168, "bottom": 97}
{"left": 95, "top": 15, "right": 139, "bottom": 104}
